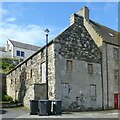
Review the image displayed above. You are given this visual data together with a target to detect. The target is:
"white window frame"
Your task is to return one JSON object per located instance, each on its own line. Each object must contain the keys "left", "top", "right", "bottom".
{"left": 41, "top": 62, "right": 46, "bottom": 83}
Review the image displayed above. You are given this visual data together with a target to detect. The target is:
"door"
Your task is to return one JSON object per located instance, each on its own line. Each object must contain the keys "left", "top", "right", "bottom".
{"left": 114, "top": 93, "right": 119, "bottom": 109}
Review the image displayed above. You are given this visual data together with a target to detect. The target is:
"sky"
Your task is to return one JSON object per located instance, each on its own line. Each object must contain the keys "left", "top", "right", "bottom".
{"left": 0, "top": 2, "right": 118, "bottom": 47}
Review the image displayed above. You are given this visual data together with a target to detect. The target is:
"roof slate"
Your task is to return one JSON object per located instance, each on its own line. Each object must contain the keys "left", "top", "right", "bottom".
{"left": 9, "top": 39, "right": 40, "bottom": 51}
{"left": 89, "top": 20, "right": 119, "bottom": 45}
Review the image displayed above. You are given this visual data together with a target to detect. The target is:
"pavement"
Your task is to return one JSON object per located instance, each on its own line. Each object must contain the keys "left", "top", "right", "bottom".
{"left": 0, "top": 107, "right": 120, "bottom": 119}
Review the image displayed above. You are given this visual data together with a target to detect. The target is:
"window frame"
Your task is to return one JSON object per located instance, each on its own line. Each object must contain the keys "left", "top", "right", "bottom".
{"left": 88, "top": 63, "right": 93, "bottom": 74}
{"left": 21, "top": 51, "right": 25, "bottom": 57}
{"left": 16, "top": 50, "right": 20, "bottom": 56}
{"left": 113, "top": 48, "right": 118, "bottom": 60}
{"left": 66, "top": 60, "right": 73, "bottom": 72}
{"left": 90, "top": 84, "right": 96, "bottom": 97}
{"left": 41, "top": 62, "right": 46, "bottom": 83}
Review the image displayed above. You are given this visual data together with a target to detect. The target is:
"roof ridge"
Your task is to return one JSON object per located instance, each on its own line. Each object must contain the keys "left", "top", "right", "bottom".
{"left": 8, "top": 39, "right": 40, "bottom": 48}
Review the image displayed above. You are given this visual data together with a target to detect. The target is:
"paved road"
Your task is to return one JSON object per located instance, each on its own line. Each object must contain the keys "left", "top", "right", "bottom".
{"left": 0, "top": 107, "right": 120, "bottom": 119}
{"left": 1, "top": 107, "right": 29, "bottom": 118}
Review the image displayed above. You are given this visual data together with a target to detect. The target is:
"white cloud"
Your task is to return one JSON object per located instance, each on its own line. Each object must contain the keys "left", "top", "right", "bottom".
{"left": 0, "top": 9, "right": 9, "bottom": 15}
{"left": 5, "top": 17, "right": 16, "bottom": 22}
{"left": 0, "top": 22, "right": 63, "bottom": 47}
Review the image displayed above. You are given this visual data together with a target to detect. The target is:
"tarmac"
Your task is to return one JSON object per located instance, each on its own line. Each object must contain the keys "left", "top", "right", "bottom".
{"left": 1, "top": 107, "right": 120, "bottom": 120}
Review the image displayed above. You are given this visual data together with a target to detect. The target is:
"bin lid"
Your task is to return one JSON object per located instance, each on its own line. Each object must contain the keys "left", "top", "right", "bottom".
{"left": 29, "top": 99, "right": 39, "bottom": 101}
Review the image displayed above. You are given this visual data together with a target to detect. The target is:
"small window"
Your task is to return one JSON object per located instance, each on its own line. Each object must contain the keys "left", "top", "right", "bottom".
{"left": 90, "top": 84, "right": 96, "bottom": 96}
{"left": 11, "top": 79, "right": 13, "bottom": 85}
{"left": 15, "top": 78, "right": 16, "bottom": 84}
{"left": 20, "top": 75, "right": 22, "bottom": 82}
{"left": 88, "top": 64, "right": 93, "bottom": 74}
{"left": 41, "top": 49, "right": 44, "bottom": 58}
{"left": 30, "top": 69, "right": 32, "bottom": 78}
{"left": 66, "top": 60, "right": 73, "bottom": 72}
{"left": 114, "top": 70, "right": 119, "bottom": 81}
{"left": 113, "top": 48, "right": 118, "bottom": 60}
{"left": 21, "top": 51, "right": 25, "bottom": 57}
{"left": 16, "top": 50, "right": 20, "bottom": 56}
{"left": 30, "top": 58, "right": 33, "bottom": 64}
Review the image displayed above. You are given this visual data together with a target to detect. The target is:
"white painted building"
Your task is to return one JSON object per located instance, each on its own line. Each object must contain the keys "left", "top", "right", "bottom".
{"left": 1, "top": 39, "right": 40, "bottom": 62}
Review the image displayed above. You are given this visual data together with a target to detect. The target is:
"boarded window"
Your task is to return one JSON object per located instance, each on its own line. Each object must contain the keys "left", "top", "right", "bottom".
{"left": 113, "top": 48, "right": 118, "bottom": 60}
{"left": 88, "top": 64, "right": 93, "bottom": 74}
{"left": 62, "top": 83, "right": 69, "bottom": 96}
{"left": 41, "top": 62, "right": 46, "bottom": 83}
{"left": 90, "top": 84, "right": 96, "bottom": 96}
{"left": 66, "top": 60, "right": 73, "bottom": 72}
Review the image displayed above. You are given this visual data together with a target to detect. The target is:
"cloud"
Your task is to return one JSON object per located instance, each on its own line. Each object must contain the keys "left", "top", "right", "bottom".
{"left": 0, "top": 9, "right": 9, "bottom": 15}
{"left": 0, "top": 22, "right": 63, "bottom": 46}
{"left": 5, "top": 17, "right": 16, "bottom": 22}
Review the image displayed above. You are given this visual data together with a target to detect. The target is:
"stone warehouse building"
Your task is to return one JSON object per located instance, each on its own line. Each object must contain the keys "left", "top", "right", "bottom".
{"left": 6, "top": 6, "right": 119, "bottom": 111}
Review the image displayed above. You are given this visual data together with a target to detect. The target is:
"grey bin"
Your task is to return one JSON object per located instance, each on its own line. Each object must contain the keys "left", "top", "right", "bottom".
{"left": 52, "top": 100, "right": 62, "bottom": 115}
{"left": 38, "top": 100, "right": 52, "bottom": 116}
{"left": 30, "top": 100, "right": 39, "bottom": 115}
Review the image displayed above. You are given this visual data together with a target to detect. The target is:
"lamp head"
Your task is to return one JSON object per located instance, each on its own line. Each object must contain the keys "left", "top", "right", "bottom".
{"left": 45, "top": 29, "right": 49, "bottom": 34}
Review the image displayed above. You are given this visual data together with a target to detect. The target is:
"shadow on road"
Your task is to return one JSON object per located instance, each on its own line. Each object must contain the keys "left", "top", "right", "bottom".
{"left": 0, "top": 110, "right": 7, "bottom": 114}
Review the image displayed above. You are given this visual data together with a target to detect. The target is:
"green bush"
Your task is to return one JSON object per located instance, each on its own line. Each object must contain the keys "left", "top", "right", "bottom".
{"left": 2, "top": 94, "right": 13, "bottom": 102}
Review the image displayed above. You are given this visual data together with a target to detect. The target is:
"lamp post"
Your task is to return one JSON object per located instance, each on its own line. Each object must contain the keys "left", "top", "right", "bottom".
{"left": 45, "top": 28, "right": 49, "bottom": 100}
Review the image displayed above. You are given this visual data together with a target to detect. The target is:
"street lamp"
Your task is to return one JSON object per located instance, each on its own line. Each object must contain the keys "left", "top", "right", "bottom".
{"left": 45, "top": 28, "right": 49, "bottom": 100}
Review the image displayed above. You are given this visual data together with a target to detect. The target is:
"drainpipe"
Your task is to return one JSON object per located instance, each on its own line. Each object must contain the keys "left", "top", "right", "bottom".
{"left": 105, "top": 42, "right": 109, "bottom": 109}
{"left": 100, "top": 51, "right": 104, "bottom": 110}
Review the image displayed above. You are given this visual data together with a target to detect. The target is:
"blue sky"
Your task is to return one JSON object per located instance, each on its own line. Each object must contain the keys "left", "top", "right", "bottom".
{"left": 1, "top": 2, "right": 118, "bottom": 47}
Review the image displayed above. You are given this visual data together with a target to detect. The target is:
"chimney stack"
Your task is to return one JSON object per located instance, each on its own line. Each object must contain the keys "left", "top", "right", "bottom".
{"left": 76, "top": 6, "right": 89, "bottom": 21}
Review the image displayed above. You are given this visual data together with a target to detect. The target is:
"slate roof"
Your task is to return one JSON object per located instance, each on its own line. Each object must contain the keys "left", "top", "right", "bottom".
{"left": 9, "top": 39, "right": 40, "bottom": 51}
{"left": 89, "top": 20, "right": 119, "bottom": 45}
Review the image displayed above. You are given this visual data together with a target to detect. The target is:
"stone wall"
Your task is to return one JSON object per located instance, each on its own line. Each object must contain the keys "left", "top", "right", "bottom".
{"left": 102, "top": 42, "right": 119, "bottom": 109}
{"left": 53, "top": 15, "right": 102, "bottom": 111}
{"left": 6, "top": 43, "right": 56, "bottom": 108}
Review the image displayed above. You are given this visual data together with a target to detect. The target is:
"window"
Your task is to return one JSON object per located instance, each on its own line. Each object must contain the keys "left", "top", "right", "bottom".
{"left": 41, "top": 62, "right": 46, "bottom": 83}
{"left": 62, "top": 83, "right": 69, "bottom": 96}
{"left": 15, "top": 78, "right": 16, "bottom": 84}
{"left": 90, "top": 84, "right": 96, "bottom": 96}
{"left": 66, "top": 60, "right": 73, "bottom": 72}
{"left": 30, "top": 58, "right": 33, "bottom": 64}
{"left": 21, "top": 51, "right": 25, "bottom": 57}
{"left": 30, "top": 69, "right": 32, "bottom": 78}
{"left": 88, "top": 64, "right": 93, "bottom": 74}
{"left": 114, "top": 70, "right": 119, "bottom": 81}
{"left": 11, "top": 79, "right": 13, "bottom": 85}
{"left": 113, "top": 48, "right": 118, "bottom": 60}
{"left": 16, "top": 50, "right": 20, "bottom": 56}
{"left": 20, "top": 75, "right": 22, "bottom": 82}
